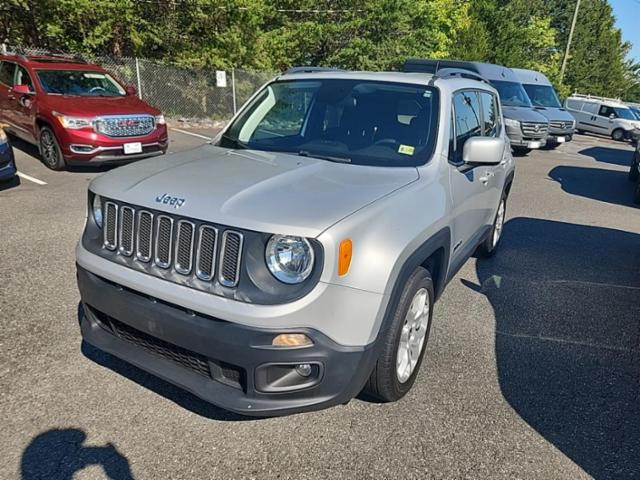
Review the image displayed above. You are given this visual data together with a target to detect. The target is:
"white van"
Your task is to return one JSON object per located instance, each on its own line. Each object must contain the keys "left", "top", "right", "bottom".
{"left": 565, "top": 94, "right": 640, "bottom": 141}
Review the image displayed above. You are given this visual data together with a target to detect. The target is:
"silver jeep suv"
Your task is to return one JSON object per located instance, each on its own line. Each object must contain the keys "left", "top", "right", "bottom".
{"left": 76, "top": 67, "right": 515, "bottom": 416}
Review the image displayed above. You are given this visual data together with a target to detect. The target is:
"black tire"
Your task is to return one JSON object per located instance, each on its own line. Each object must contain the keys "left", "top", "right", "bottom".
{"left": 612, "top": 129, "right": 625, "bottom": 142}
{"left": 512, "top": 147, "right": 531, "bottom": 156}
{"left": 39, "top": 126, "right": 66, "bottom": 170}
{"left": 629, "top": 154, "right": 639, "bottom": 182}
{"left": 363, "top": 267, "right": 434, "bottom": 402}
{"left": 477, "top": 194, "right": 507, "bottom": 257}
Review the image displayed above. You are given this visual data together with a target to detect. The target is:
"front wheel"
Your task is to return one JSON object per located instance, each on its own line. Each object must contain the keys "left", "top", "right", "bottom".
{"left": 477, "top": 195, "right": 507, "bottom": 257}
{"left": 363, "top": 267, "right": 434, "bottom": 402}
{"left": 39, "top": 126, "right": 66, "bottom": 170}
{"left": 512, "top": 147, "right": 531, "bottom": 156}
{"left": 612, "top": 129, "right": 625, "bottom": 142}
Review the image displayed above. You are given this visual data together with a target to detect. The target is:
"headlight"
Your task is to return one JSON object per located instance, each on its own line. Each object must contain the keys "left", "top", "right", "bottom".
{"left": 0, "top": 128, "right": 7, "bottom": 144}
{"left": 155, "top": 114, "right": 166, "bottom": 125}
{"left": 265, "top": 235, "right": 314, "bottom": 284}
{"left": 92, "top": 194, "right": 103, "bottom": 228}
{"left": 54, "top": 112, "right": 95, "bottom": 129}
{"left": 504, "top": 118, "right": 520, "bottom": 128}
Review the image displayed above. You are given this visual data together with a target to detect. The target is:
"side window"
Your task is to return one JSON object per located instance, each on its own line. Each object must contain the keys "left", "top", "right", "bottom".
{"left": 479, "top": 91, "right": 499, "bottom": 137}
{"left": 566, "top": 99, "right": 582, "bottom": 110}
{"left": 598, "top": 105, "right": 615, "bottom": 118}
{"left": 0, "top": 61, "right": 16, "bottom": 86}
{"left": 452, "top": 91, "right": 482, "bottom": 162}
{"left": 15, "top": 66, "right": 34, "bottom": 92}
{"left": 581, "top": 102, "right": 598, "bottom": 114}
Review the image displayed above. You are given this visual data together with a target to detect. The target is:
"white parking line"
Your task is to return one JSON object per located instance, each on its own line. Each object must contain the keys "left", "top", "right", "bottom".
{"left": 17, "top": 171, "right": 47, "bottom": 185}
{"left": 170, "top": 127, "right": 213, "bottom": 141}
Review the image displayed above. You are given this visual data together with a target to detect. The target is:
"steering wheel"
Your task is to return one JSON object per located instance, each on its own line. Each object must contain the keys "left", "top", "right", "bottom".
{"left": 89, "top": 86, "right": 107, "bottom": 93}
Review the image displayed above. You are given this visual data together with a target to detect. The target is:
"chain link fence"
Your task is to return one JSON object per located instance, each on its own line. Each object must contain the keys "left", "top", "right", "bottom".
{"left": 4, "top": 46, "right": 276, "bottom": 123}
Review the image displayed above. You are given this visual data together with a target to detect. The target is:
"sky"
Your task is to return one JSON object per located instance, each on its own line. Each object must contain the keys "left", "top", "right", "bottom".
{"left": 610, "top": 0, "right": 640, "bottom": 62}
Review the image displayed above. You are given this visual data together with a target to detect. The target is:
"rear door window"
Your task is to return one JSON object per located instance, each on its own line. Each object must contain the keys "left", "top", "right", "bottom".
{"left": 479, "top": 91, "right": 499, "bottom": 137}
{"left": 581, "top": 102, "right": 599, "bottom": 114}
{"left": 0, "top": 61, "right": 16, "bottom": 86}
{"left": 452, "top": 91, "right": 482, "bottom": 163}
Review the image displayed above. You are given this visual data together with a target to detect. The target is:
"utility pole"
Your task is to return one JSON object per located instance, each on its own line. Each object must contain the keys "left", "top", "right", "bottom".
{"left": 560, "top": 0, "right": 581, "bottom": 83}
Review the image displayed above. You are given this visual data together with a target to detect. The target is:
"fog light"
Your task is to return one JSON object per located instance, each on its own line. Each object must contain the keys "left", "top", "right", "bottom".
{"left": 295, "top": 363, "right": 313, "bottom": 377}
{"left": 272, "top": 333, "right": 313, "bottom": 347}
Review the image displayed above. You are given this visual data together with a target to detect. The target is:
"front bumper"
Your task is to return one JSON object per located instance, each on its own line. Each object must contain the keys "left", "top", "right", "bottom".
{"left": 77, "top": 266, "right": 377, "bottom": 416}
{"left": 55, "top": 124, "right": 168, "bottom": 163}
{"left": 505, "top": 124, "right": 547, "bottom": 148}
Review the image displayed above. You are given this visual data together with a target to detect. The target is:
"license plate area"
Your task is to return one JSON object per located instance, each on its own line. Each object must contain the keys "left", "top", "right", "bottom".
{"left": 124, "top": 142, "right": 143, "bottom": 154}
{"left": 527, "top": 141, "right": 541, "bottom": 149}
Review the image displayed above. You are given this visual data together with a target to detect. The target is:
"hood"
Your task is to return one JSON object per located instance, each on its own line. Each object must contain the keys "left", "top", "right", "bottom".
{"left": 502, "top": 106, "right": 549, "bottom": 123}
{"left": 90, "top": 145, "right": 419, "bottom": 238}
{"left": 531, "top": 106, "right": 575, "bottom": 123}
{"left": 43, "top": 94, "right": 160, "bottom": 116}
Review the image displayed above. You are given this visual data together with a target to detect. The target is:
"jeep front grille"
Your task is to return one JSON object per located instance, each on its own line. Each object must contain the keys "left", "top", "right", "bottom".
{"left": 101, "top": 200, "right": 243, "bottom": 288}
{"left": 520, "top": 122, "right": 549, "bottom": 139}
{"left": 95, "top": 115, "right": 155, "bottom": 137}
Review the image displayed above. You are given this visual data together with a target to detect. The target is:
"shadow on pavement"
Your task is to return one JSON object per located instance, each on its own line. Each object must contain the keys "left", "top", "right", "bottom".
{"left": 463, "top": 217, "right": 640, "bottom": 479}
{"left": 548, "top": 165, "right": 637, "bottom": 208}
{"left": 81, "top": 341, "right": 256, "bottom": 422}
{"left": 21, "top": 428, "right": 133, "bottom": 479}
{"left": 579, "top": 146, "right": 634, "bottom": 167}
{"left": 0, "top": 175, "right": 20, "bottom": 191}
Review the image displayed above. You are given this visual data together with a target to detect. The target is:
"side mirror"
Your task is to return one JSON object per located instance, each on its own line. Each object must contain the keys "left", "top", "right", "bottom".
{"left": 13, "top": 84, "right": 33, "bottom": 95}
{"left": 462, "top": 136, "right": 505, "bottom": 165}
{"left": 125, "top": 85, "right": 137, "bottom": 96}
{"left": 609, "top": 113, "right": 616, "bottom": 120}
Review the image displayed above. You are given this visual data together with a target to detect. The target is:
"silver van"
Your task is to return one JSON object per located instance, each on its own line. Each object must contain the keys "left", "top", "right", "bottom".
{"left": 512, "top": 68, "right": 575, "bottom": 148}
{"left": 565, "top": 94, "right": 640, "bottom": 141}
{"left": 404, "top": 60, "right": 550, "bottom": 155}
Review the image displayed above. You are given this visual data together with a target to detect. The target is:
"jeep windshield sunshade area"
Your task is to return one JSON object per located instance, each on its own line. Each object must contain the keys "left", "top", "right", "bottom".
{"left": 489, "top": 80, "right": 532, "bottom": 108}
{"left": 522, "top": 84, "right": 562, "bottom": 108}
{"left": 220, "top": 79, "right": 440, "bottom": 167}
{"left": 36, "top": 70, "right": 126, "bottom": 96}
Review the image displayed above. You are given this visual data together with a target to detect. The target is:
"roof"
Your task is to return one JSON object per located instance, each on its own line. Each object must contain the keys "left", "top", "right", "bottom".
{"left": 277, "top": 69, "right": 496, "bottom": 93}
{"left": 0, "top": 53, "right": 104, "bottom": 71}
{"left": 568, "top": 94, "right": 628, "bottom": 108}
{"left": 511, "top": 68, "right": 552, "bottom": 86}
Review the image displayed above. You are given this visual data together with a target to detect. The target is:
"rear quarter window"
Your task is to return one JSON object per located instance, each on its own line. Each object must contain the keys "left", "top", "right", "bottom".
{"left": 0, "top": 61, "right": 16, "bottom": 86}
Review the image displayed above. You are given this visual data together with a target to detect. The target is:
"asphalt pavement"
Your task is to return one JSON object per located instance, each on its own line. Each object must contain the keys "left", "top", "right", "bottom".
{"left": 0, "top": 130, "right": 639, "bottom": 479}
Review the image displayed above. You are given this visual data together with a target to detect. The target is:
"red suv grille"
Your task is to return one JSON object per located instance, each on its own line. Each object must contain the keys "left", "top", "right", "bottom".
{"left": 95, "top": 115, "right": 155, "bottom": 137}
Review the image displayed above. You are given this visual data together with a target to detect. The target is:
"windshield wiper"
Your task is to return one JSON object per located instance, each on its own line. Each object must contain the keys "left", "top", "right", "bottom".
{"left": 298, "top": 150, "right": 351, "bottom": 164}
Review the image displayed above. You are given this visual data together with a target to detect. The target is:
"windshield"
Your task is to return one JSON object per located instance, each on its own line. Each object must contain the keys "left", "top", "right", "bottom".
{"left": 522, "top": 84, "right": 562, "bottom": 108}
{"left": 36, "top": 70, "right": 126, "bottom": 96}
{"left": 220, "top": 79, "right": 439, "bottom": 167}
{"left": 490, "top": 80, "right": 532, "bottom": 108}
{"left": 630, "top": 108, "right": 640, "bottom": 120}
{"left": 615, "top": 107, "right": 637, "bottom": 120}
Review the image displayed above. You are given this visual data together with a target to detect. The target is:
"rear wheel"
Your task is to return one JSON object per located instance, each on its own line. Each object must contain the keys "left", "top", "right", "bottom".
{"left": 363, "top": 267, "right": 434, "bottom": 402}
{"left": 39, "top": 126, "right": 66, "bottom": 170}
{"left": 478, "top": 194, "right": 507, "bottom": 257}
{"left": 612, "top": 129, "right": 625, "bottom": 142}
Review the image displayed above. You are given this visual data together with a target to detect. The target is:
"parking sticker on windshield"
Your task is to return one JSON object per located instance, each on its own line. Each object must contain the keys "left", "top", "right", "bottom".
{"left": 398, "top": 144, "right": 415, "bottom": 155}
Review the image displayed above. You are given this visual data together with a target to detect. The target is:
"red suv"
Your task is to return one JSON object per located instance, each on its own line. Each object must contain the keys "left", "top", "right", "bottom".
{"left": 0, "top": 53, "right": 168, "bottom": 170}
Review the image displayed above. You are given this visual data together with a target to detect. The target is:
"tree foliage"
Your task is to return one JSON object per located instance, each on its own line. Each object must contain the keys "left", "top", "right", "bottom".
{"left": 1, "top": 0, "right": 638, "bottom": 100}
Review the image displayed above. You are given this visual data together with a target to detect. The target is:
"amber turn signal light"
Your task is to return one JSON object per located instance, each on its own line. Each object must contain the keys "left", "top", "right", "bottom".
{"left": 272, "top": 333, "right": 313, "bottom": 347}
{"left": 338, "top": 239, "right": 352, "bottom": 276}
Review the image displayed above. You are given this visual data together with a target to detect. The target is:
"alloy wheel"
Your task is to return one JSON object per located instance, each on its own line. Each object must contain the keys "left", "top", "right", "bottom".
{"left": 396, "top": 288, "right": 430, "bottom": 383}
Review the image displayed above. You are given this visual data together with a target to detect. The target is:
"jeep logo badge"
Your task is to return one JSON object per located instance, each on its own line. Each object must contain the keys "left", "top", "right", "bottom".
{"left": 155, "top": 193, "right": 186, "bottom": 209}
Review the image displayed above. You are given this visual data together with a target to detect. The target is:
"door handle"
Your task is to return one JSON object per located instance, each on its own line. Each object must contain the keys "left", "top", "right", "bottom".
{"left": 479, "top": 171, "right": 494, "bottom": 184}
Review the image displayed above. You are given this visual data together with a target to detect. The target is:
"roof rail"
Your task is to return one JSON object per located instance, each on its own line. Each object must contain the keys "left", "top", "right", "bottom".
{"left": 284, "top": 66, "right": 345, "bottom": 75}
{"left": 403, "top": 59, "right": 490, "bottom": 84}
{"left": 435, "top": 67, "right": 489, "bottom": 84}
{"left": 569, "top": 92, "right": 623, "bottom": 103}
